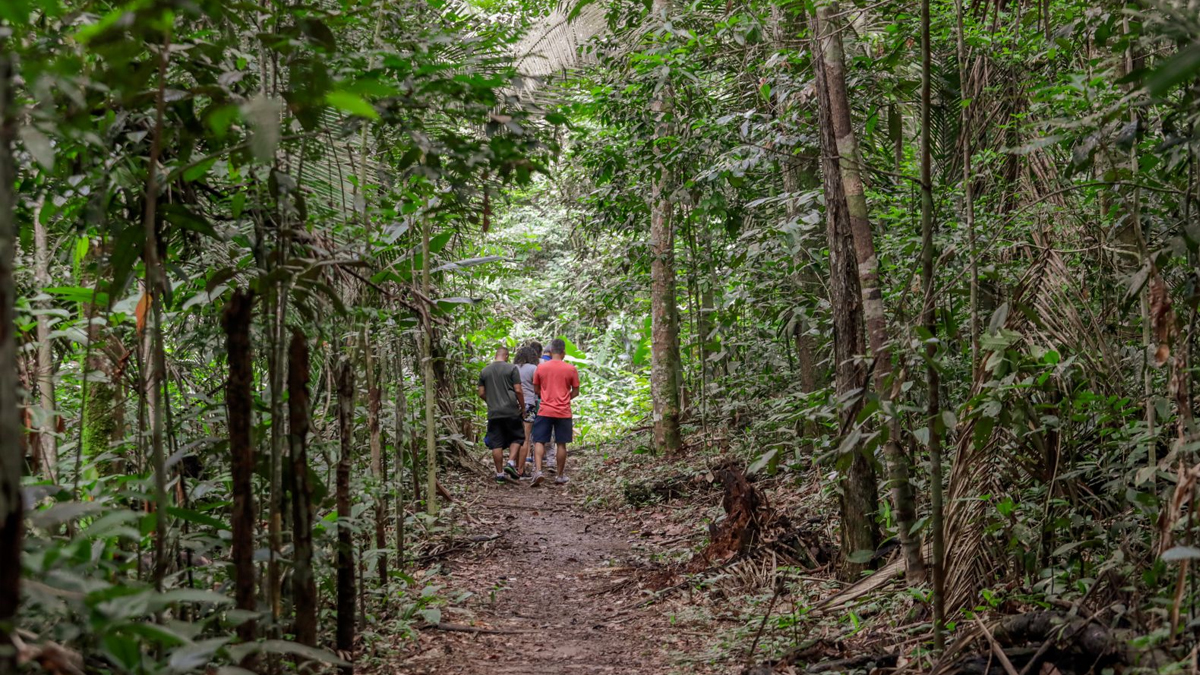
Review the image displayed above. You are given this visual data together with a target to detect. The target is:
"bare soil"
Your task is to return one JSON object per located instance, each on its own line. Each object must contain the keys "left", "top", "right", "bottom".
{"left": 393, "top": 478, "right": 717, "bottom": 675}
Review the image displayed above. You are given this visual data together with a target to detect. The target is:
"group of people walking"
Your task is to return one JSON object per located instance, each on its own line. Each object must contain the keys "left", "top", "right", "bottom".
{"left": 477, "top": 339, "right": 580, "bottom": 487}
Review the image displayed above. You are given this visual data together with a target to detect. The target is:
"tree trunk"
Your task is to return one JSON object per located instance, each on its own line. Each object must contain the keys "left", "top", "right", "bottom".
{"left": 336, "top": 358, "right": 356, "bottom": 674}
{"left": 920, "top": 0, "right": 946, "bottom": 647}
{"left": 143, "top": 37, "right": 171, "bottom": 591}
{"left": 266, "top": 280, "right": 288, "bottom": 625}
{"left": 772, "top": 1, "right": 821, "bottom": 402}
{"left": 223, "top": 290, "right": 257, "bottom": 647}
{"left": 392, "top": 345, "right": 407, "bottom": 571}
{"left": 812, "top": 23, "right": 880, "bottom": 580}
{"left": 649, "top": 0, "right": 683, "bottom": 455}
{"left": 288, "top": 329, "right": 317, "bottom": 648}
{"left": 364, "top": 334, "right": 387, "bottom": 590}
{"left": 814, "top": 1, "right": 925, "bottom": 583}
{"left": 0, "top": 48, "right": 24, "bottom": 673}
{"left": 32, "top": 195, "right": 57, "bottom": 481}
{"left": 421, "top": 222, "right": 439, "bottom": 516}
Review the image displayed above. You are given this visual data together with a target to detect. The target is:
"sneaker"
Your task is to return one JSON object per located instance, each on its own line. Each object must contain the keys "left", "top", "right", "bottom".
{"left": 531, "top": 471, "right": 544, "bottom": 488}
{"left": 554, "top": 475, "right": 570, "bottom": 485}
{"left": 504, "top": 463, "right": 520, "bottom": 480}
{"left": 495, "top": 474, "right": 508, "bottom": 484}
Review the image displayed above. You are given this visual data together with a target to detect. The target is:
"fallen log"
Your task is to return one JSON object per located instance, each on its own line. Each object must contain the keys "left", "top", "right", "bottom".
{"left": 939, "top": 611, "right": 1174, "bottom": 675}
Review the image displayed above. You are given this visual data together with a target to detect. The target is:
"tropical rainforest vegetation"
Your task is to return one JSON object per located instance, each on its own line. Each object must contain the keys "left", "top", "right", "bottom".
{"left": 7, "top": 0, "right": 1200, "bottom": 670}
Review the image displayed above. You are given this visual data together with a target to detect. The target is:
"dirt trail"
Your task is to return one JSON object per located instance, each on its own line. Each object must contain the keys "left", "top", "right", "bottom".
{"left": 395, "top": 479, "right": 703, "bottom": 675}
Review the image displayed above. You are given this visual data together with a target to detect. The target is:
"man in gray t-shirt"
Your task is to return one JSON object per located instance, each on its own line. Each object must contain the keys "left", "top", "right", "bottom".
{"left": 477, "top": 347, "right": 526, "bottom": 483}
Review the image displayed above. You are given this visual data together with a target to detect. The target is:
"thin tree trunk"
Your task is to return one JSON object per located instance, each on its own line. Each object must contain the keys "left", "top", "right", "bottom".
{"left": 649, "top": 0, "right": 683, "bottom": 455}
{"left": 289, "top": 329, "right": 317, "bottom": 648}
{"left": 223, "top": 290, "right": 257, "bottom": 648}
{"left": 421, "top": 221, "right": 439, "bottom": 516}
{"left": 143, "top": 35, "right": 172, "bottom": 591}
{"left": 812, "top": 19, "right": 880, "bottom": 580}
{"left": 0, "top": 47, "right": 24, "bottom": 673}
{"left": 364, "top": 334, "right": 387, "bottom": 589}
{"left": 32, "top": 195, "right": 57, "bottom": 481}
{"left": 392, "top": 345, "right": 407, "bottom": 572}
{"left": 920, "top": 0, "right": 946, "bottom": 648}
{"left": 336, "top": 358, "right": 356, "bottom": 674}
{"left": 954, "top": 0, "right": 980, "bottom": 372}
{"left": 266, "top": 275, "right": 288, "bottom": 624}
{"left": 815, "top": 0, "right": 925, "bottom": 583}
{"left": 772, "top": 1, "right": 820, "bottom": 401}
{"left": 408, "top": 338, "right": 422, "bottom": 507}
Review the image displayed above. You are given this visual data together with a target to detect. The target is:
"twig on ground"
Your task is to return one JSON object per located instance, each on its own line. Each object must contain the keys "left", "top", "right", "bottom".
{"left": 744, "top": 581, "right": 784, "bottom": 669}
{"left": 975, "top": 617, "right": 1020, "bottom": 675}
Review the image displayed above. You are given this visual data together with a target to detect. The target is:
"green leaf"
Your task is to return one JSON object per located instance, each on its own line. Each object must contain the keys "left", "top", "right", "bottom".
{"left": 102, "top": 633, "right": 143, "bottom": 673}
{"left": 167, "top": 506, "right": 229, "bottom": 531}
{"left": 747, "top": 448, "right": 778, "bottom": 476}
{"left": 326, "top": 90, "right": 379, "bottom": 120}
{"left": 227, "top": 640, "right": 349, "bottom": 666}
{"left": 0, "top": 0, "right": 31, "bottom": 23}
{"left": 183, "top": 157, "right": 218, "bottom": 183}
{"left": 429, "top": 230, "right": 454, "bottom": 253}
{"left": 45, "top": 285, "right": 106, "bottom": 306}
{"left": 162, "top": 204, "right": 222, "bottom": 240}
{"left": 1162, "top": 546, "right": 1200, "bottom": 563}
{"left": 418, "top": 607, "right": 442, "bottom": 625}
{"left": 169, "top": 638, "right": 230, "bottom": 672}
{"left": 74, "top": 236, "right": 89, "bottom": 267}
{"left": 1146, "top": 43, "right": 1200, "bottom": 98}
{"left": 20, "top": 126, "right": 54, "bottom": 170}
{"left": 566, "top": 0, "right": 599, "bottom": 22}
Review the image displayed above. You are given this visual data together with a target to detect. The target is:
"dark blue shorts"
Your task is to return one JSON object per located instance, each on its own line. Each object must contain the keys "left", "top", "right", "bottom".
{"left": 532, "top": 415, "right": 573, "bottom": 444}
{"left": 485, "top": 416, "right": 525, "bottom": 449}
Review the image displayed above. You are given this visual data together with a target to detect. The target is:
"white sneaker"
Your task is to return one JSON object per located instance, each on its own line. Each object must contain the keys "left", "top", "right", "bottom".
{"left": 554, "top": 475, "right": 569, "bottom": 485}
{"left": 531, "top": 471, "right": 544, "bottom": 487}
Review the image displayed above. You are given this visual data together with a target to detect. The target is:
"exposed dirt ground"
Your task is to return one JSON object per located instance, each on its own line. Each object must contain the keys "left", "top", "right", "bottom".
{"left": 393, "top": 476, "right": 721, "bottom": 675}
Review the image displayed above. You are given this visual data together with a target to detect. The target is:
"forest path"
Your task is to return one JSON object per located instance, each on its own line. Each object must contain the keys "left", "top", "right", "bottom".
{"left": 392, "top": 475, "right": 704, "bottom": 674}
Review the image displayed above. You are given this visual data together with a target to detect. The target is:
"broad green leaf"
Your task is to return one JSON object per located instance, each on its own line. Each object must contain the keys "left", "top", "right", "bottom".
{"left": 746, "top": 448, "right": 777, "bottom": 475}
{"left": 326, "top": 90, "right": 379, "bottom": 120}
{"left": 183, "top": 157, "right": 218, "bottom": 182}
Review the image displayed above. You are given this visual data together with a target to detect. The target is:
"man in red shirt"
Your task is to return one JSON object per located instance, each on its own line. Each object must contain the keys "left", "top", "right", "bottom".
{"left": 531, "top": 339, "right": 580, "bottom": 486}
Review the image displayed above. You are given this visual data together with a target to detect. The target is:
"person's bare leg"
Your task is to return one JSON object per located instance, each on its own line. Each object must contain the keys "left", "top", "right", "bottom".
{"left": 534, "top": 442, "right": 545, "bottom": 473}
{"left": 492, "top": 447, "right": 505, "bottom": 475}
{"left": 508, "top": 441, "right": 522, "bottom": 466}
{"left": 521, "top": 422, "right": 533, "bottom": 470}
{"left": 556, "top": 443, "right": 567, "bottom": 477}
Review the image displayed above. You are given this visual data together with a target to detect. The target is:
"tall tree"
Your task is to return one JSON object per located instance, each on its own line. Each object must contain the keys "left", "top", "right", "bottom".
{"left": 289, "top": 329, "right": 317, "bottom": 648}
{"left": 223, "top": 290, "right": 256, "bottom": 647}
{"left": 813, "top": 0, "right": 925, "bottom": 582}
{"left": 32, "top": 195, "right": 56, "bottom": 481}
{"left": 392, "top": 345, "right": 408, "bottom": 569}
{"left": 648, "top": 0, "right": 684, "bottom": 455}
{"left": 336, "top": 358, "right": 356, "bottom": 673}
{"left": 0, "top": 45, "right": 23, "bottom": 674}
{"left": 812, "top": 20, "right": 880, "bottom": 578}
{"left": 920, "top": 0, "right": 947, "bottom": 647}
{"left": 142, "top": 31, "right": 171, "bottom": 591}
{"left": 364, "top": 335, "right": 387, "bottom": 588}
{"left": 420, "top": 221, "right": 439, "bottom": 516}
